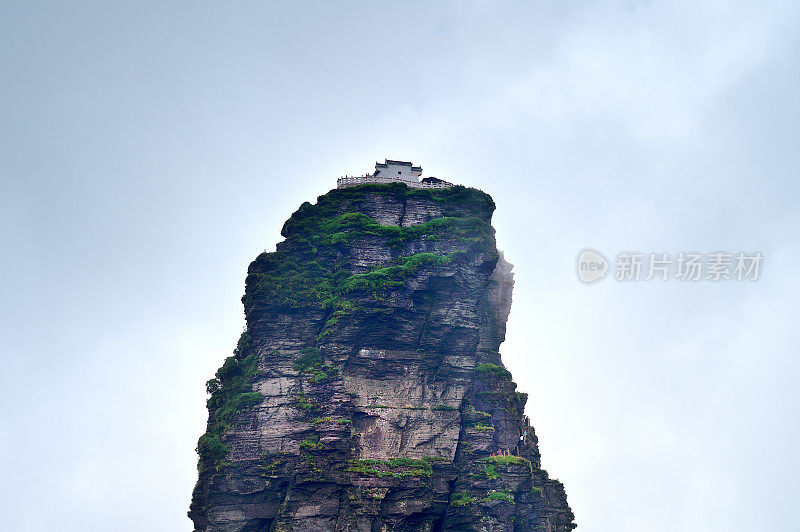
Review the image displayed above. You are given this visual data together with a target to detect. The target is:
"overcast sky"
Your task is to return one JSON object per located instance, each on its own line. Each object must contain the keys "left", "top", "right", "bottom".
{"left": 1, "top": 1, "right": 799, "bottom": 531}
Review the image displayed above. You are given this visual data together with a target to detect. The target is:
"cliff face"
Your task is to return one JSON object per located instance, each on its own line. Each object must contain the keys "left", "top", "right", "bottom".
{"left": 190, "top": 183, "right": 575, "bottom": 531}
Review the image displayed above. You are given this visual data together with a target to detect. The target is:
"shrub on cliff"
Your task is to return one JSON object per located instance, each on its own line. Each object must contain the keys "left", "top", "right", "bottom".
{"left": 197, "top": 331, "right": 264, "bottom": 472}
{"left": 475, "top": 363, "right": 512, "bottom": 380}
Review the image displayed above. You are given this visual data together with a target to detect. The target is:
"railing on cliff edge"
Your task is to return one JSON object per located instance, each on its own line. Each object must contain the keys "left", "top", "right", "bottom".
{"left": 337, "top": 175, "right": 453, "bottom": 189}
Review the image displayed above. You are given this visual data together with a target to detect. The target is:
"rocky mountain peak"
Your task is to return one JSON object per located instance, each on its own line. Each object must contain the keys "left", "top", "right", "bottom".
{"left": 190, "top": 182, "right": 575, "bottom": 531}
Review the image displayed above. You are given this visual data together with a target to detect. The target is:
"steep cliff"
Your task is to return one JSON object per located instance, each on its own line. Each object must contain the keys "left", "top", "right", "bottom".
{"left": 190, "top": 183, "right": 575, "bottom": 531}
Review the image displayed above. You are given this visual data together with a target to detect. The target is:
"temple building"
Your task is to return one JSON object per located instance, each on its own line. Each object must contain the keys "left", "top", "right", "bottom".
{"left": 337, "top": 159, "right": 453, "bottom": 189}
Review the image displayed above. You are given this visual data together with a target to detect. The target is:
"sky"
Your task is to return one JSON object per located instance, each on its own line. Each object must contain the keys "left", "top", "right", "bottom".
{"left": 1, "top": 1, "right": 798, "bottom": 530}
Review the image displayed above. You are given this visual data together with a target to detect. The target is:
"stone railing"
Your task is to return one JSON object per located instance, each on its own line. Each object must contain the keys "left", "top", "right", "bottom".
{"left": 337, "top": 175, "right": 453, "bottom": 189}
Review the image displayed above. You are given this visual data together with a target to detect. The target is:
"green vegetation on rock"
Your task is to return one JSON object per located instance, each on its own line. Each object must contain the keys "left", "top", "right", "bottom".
{"left": 299, "top": 435, "right": 324, "bottom": 450}
{"left": 482, "top": 455, "right": 534, "bottom": 475}
{"left": 484, "top": 455, "right": 529, "bottom": 465}
{"left": 245, "top": 183, "right": 496, "bottom": 315}
{"left": 293, "top": 348, "right": 322, "bottom": 372}
{"left": 475, "top": 363, "right": 512, "bottom": 380}
{"left": 340, "top": 252, "right": 457, "bottom": 293}
{"left": 346, "top": 457, "right": 435, "bottom": 479}
{"left": 480, "top": 489, "right": 514, "bottom": 503}
{"left": 291, "top": 347, "right": 338, "bottom": 384}
{"left": 450, "top": 492, "right": 475, "bottom": 507}
{"left": 281, "top": 184, "right": 495, "bottom": 240}
{"left": 197, "top": 331, "right": 263, "bottom": 472}
{"left": 294, "top": 392, "right": 317, "bottom": 412}
{"left": 480, "top": 464, "right": 500, "bottom": 480}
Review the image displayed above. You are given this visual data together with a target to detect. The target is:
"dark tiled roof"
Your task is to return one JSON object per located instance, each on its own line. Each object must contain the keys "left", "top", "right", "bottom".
{"left": 375, "top": 159, "right": 422, "bottom": 172}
